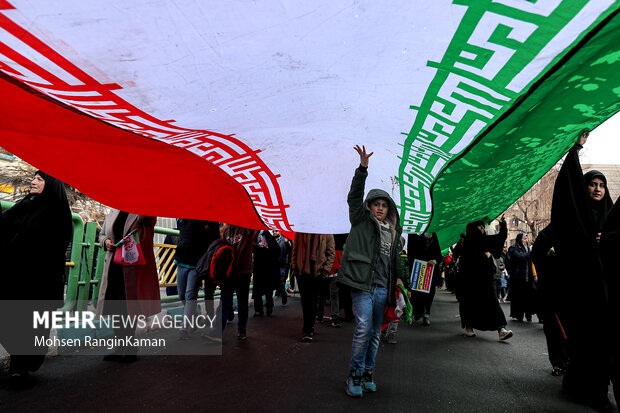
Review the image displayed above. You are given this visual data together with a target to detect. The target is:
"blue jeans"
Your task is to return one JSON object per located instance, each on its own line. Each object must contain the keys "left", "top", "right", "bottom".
{"left": 349, "top": 286, "right": 388, "bottom": 373}
{"left": 176, "top": 265, "right": 200, "bottom": 331}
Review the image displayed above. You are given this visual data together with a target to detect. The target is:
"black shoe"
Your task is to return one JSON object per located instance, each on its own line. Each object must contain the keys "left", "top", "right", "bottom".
{"left": 331, "top": 317, "right": 342, "bottom": 328}
{"left": 551, "top": 366, "right": 566, "bottom": 376}
{"left": 120, "top": 355, "right": 138, "bottom": 363}
{"left": 227, "top": 312, "right": 235, "bottom": 321}
{"left": 422, "top": 316, "right": 431, "bottom": 326}
{"left": 302, "top": 334, "right": 313, "bottom": 343}
{"left": 7, "top": 373, "right": 34, "bottom": 390}
{"left": 266, "top": 306, "right": 273, "bottom": 316}
{"left": 282, "top": 294, "right": 288, "bottom": 305}
{"left": 103, "top": 347, "right": 124, "bottom": 362}
{"left": 253, "top": 312, "right": 264, "bottom": 318}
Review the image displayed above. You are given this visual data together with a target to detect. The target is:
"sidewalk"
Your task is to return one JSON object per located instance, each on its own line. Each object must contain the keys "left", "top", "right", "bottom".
{"left": 0, "top": 291, "right": 614, "bottom": 412}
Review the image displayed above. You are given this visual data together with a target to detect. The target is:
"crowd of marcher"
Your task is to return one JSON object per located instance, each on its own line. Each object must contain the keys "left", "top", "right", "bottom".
{"left": 0, "top": 133, "right": 617, "bottom": 411}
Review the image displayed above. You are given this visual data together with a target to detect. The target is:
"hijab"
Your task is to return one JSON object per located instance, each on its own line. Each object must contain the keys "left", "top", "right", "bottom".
{"left": 2, "top": 170, "right": 73, "bottom": 249}
{"left": 465, "top": 220, "right": 485, "bottom": 243}
{"left": 515, "top": 233, "right": 528, "bottom": 250}
{"left": 583, "top": 170, "right": 613, "bottom": 232}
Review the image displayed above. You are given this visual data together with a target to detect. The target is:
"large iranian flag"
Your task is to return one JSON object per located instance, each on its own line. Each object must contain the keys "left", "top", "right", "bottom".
{"left": 1, "top": 1, "right": 619, "bottom": 246}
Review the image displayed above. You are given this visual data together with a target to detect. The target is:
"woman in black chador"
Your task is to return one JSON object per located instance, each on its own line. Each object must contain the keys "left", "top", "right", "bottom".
{"left": 458, "top": 217, "right": 513, "bottom": 340}
{"left": 0, "top": 171, "right": 72, "bottom": 388}
{"left": 407, "top": 233, "right": 443, "bottom": 326}
{"left": 601, "top": 193, "right": 620, "bottom": 408}
{"left": 507, "top": 233, "right": 537, "bottom": 322}
{"left": 550, "top": 131, "right": 614, "bottom": 411}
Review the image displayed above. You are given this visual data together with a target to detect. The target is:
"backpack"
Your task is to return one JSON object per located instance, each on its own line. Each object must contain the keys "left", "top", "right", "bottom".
{"left": 196, "top": 238, "right": 235, "bottom": 285}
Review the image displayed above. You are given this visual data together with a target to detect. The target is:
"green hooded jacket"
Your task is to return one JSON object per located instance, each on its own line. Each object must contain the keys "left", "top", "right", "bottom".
{"left": 338, "top": 166, "right": 407, "bottom": 307}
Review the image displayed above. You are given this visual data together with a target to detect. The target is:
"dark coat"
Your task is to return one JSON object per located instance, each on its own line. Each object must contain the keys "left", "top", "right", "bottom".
{"left": 338, "top": 166, "right": 406, "bottom": 307}
{"left": 175, "top": 219, "right": 220, "bottom": 266}
{"left": 507, "top": 235, "right": 537, "bottom": 318}
{"left": 531, "top": 225, "right": 557, "bottom": 310}
{"left": 507, "top": 235, "right": 530, "bottom": 281}
{"left": 252, "top": 230, "right": 281, "bottom": 293}
{"left": 458, "top": 220, "right": 507, "bottom": 331}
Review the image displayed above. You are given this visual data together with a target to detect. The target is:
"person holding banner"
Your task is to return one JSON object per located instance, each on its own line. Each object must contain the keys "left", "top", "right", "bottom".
{"left": 458, "top": 218, "right": 513, "bottom": 341}
{"left": 339, "top": 145, "right": 408, "bottom": 398}
{"left": 549, "top": 131, "right": 614, "bottom": 411}
{"left": 407, "top": 232, "right": 443, "bottom": 326}
{"left": 601, "top": 196, "right": 620, "bottom": 409}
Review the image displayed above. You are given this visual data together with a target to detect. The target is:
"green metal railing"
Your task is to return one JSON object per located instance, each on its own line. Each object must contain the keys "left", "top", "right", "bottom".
{"left": 1, "top": 200, "right": 183, "bottom": 310}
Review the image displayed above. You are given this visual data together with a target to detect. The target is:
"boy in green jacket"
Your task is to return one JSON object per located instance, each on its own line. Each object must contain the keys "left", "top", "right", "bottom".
{"left": 339, "top": 145, "right": 408, "bottom": 397}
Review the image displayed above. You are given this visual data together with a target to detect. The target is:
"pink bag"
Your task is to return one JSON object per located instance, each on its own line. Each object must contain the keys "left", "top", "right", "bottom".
{"left": 113, "top": 229, "right": 146, "bottom": 266}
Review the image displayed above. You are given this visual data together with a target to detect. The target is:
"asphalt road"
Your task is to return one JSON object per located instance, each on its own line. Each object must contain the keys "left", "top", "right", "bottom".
{"left": 0, "top": 290, "right": 616, "bottom": 412}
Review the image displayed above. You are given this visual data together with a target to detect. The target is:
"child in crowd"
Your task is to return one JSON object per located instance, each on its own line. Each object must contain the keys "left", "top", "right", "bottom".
{"left": 338, "top": 145, "right": 409, "bottom": 398}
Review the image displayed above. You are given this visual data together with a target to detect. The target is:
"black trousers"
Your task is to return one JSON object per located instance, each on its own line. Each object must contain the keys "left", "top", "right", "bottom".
{"left": 541, "top": 309, "right": 568, "bottom": 370}
{"left": 298, "top": 273, "right": 319, "bottom": 335}
{"left": 253, "top": 289, "right": 274, "bottom": 314}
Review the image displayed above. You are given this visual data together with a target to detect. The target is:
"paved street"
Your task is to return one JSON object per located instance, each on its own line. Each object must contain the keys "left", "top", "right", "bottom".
{"left": 0, "top": 290, "right": 616, "bottom": 412}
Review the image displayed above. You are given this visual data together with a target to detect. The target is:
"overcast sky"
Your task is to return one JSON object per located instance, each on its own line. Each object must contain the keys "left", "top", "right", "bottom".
{"left": 580, "top": 111, "right": 620, "bottom": 165}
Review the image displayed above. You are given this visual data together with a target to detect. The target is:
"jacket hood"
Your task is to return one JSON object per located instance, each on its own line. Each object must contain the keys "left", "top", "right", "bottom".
{"left": 364, "top": 188, "right": 400, "bottom": 229}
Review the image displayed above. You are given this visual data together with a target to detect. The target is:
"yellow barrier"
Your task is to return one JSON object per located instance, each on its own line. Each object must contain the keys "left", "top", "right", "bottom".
{"left": 154, "top": 243, "right": 178, "bottom": 287}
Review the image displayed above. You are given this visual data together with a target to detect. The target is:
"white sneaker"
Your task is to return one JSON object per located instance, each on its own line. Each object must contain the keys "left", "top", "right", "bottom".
{"left": 499, "top": 327, "right": 513, "bottom": 340}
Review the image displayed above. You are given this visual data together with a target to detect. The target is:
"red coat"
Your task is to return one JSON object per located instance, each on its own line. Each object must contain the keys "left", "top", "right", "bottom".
{"left": 96, "top": 211, "right": 161, "bottom": 317}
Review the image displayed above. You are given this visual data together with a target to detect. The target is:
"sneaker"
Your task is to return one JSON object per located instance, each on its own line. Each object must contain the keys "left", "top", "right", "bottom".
{"left": 422, "top": 316, "right": 431, "bottom": 326}
{"left": 346, "top": 373, "right": 363, "bottom": 398}
{"left": 387, "top": 333, "right": 397, "bottom": 344}
{"left": 498, "top": 327, "right": 513, "bottom": 341}
{"left": 362, "top": 370, "right": 377, "bottom": 392}
{"left": 253, "top": 312, "right": 264, "bottom": 318}
{"left": 302, "top": 334, "right": 313, "bottom": 343}
{"left": 316, "top": 317, "right": 325, "bottom": 324}
{"left": 331, "top": 317, "right": 342, "bottom": 328}
{"left": 237, "top": 331, "right": 247, "bottom": 340}
{"left": 463, "top": 327, "right": 476, "bottom": 337}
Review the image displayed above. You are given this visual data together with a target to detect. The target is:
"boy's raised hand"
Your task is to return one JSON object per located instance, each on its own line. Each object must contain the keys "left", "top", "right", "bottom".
{"left": 354, "top": 145, "right": 374, "bottom": 167}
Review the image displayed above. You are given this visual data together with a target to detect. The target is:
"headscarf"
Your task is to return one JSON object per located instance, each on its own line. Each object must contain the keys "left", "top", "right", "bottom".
{"left": 1, "top": 171, "right": 72, "bottom": 300}
{"left": 2, "top": 170, "right": 72, "bottom": 252}
{"left": 463, "top": 220, "right": 487, "bottom": 259}
{"left": 583, "top": 170, "right": 613, "bottom": 232}
{"left": 465, "top": 220, "right": 485, "bottom": 242}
